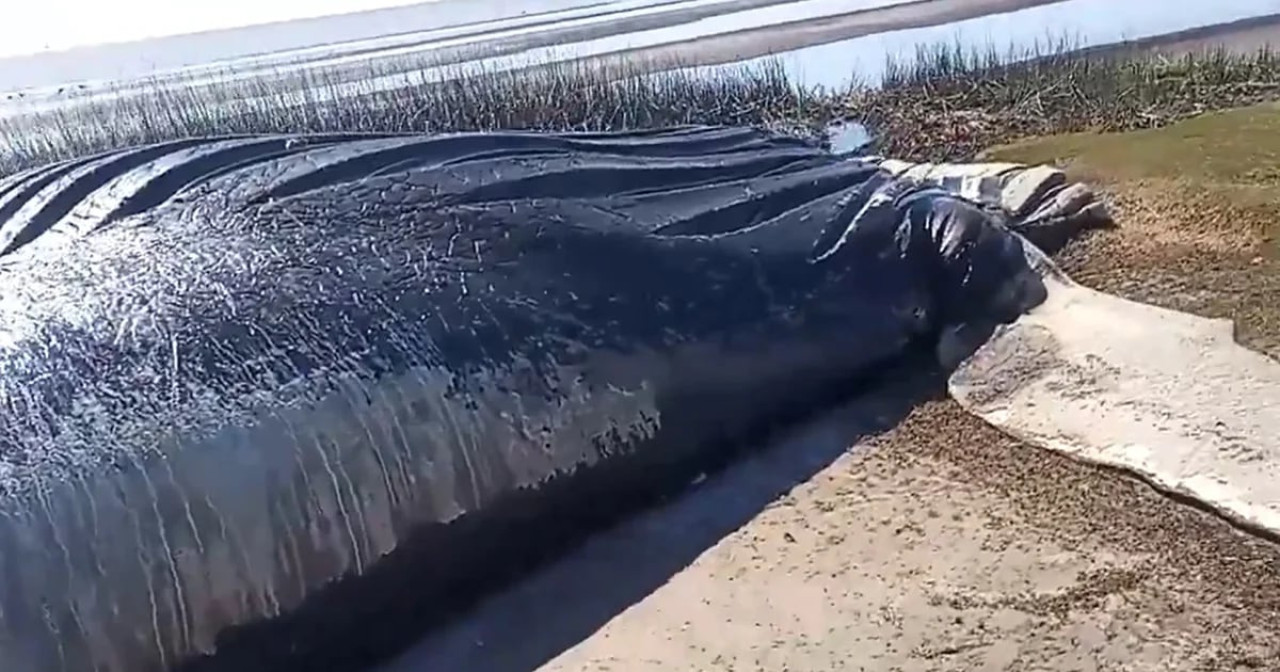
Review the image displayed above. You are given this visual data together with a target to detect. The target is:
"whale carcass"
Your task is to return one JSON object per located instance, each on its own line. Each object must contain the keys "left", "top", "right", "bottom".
{"left": 0, "top": 127, "right": 1072, "bottom": 672}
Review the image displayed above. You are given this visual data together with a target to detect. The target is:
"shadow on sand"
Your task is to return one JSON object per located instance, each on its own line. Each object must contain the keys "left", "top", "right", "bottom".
{"left": 379, "top": 360, "right": 949, "bottom": 672}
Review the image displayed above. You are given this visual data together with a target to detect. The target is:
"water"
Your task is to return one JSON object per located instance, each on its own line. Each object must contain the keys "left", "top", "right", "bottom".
{"left": 0, "top": 0, "right": 617, "bottom": 91}
{"left": 0, "top": 0, "right": 917, "bottom": 117}
{"left": 0, "top": 0, "right": 895, "bottom": 97}
{"left": 684, "top": 0, "right": 1280, "bottom": 90}
{"left": 826, "top": 121, "right": 874, "bottom": 155}
{"left": 1, "top": 0, "right": 1277, "bottom": 119}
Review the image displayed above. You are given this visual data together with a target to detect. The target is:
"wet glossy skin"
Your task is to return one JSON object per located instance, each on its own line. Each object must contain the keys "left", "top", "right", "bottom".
{"left": 0, "top": 127, "right": 1038, "bottom": 672}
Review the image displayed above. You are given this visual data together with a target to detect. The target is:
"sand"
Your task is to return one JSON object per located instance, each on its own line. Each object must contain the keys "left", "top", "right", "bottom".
{"left": 381, "top": 140, "right": 1280, "bottom": 672}
{"left": 384, "top": 373, "right": 1280, "bottom": 671}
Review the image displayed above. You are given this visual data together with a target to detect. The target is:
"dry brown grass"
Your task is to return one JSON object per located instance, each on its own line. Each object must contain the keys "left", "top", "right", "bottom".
{"left": 855, "top": 45, "right": 1280, "bottom": 162}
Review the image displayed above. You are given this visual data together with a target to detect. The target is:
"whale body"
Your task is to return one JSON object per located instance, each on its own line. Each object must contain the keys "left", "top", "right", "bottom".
{"left": 0, "top": 127, "right": 1040, "bottom": 672}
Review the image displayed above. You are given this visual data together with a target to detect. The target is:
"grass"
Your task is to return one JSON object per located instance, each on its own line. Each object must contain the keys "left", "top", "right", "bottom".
{"left": 0, "top": 58, "right": 834, "bottom": 177}
{"left": 984, "top": 102, "right": 1280, "bottom": 356}
{"left": 4, "top": 37, "right": 1280, "bottom": 177}
{"left": 860, "top": 41, "right": 1280, "bottom": 160}
{"left": 986, "top": 102, "right": 1280, "bottom": 187}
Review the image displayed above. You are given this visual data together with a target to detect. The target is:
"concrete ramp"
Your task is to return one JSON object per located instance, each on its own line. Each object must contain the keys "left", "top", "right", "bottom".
{"left": 949, "top": 264, "right": 1280, "bottom": 537}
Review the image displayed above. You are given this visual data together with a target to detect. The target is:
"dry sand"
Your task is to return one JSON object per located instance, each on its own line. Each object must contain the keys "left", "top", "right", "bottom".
{"left": 385, "top": 374, "right": 1280, "bottom": 671}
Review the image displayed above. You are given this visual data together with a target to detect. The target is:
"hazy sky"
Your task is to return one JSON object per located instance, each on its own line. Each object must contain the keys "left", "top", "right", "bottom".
{"left": 0, "top": 0, "right": 431, "bottom": 57}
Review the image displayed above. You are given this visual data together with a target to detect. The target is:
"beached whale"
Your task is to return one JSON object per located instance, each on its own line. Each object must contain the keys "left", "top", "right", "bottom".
{"left": 0, "top": 126, "right": 1059, "bottom": 672}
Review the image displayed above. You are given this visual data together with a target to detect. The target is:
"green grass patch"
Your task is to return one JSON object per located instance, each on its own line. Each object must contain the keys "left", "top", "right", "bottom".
{"left": 985, "top": 102, "right": 1280, "bottom": 183}
{"left": 986, "top": 102, "right": 1280, "bottom": 251}
{"left": 978, "top": 101, "right": 1280, "bottom": 357}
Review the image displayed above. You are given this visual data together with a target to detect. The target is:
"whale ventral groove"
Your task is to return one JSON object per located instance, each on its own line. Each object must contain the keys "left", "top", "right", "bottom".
{"left": 0, "top": 126, "right": 1044, "bottom": 672}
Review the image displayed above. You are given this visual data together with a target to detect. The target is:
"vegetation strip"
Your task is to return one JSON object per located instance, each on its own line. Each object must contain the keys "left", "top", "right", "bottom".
{"left": 4, "top": 41, "right": 1280, "bottom": 174}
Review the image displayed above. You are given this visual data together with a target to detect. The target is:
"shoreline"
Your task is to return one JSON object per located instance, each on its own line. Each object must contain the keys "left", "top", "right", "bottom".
{"left": 0, "top": 0, "right": 1061, "bottom": 101}
{"left": 610, "top": 7, "right": 1280, "bottom": 84}
{"left": 8, "top": 0, "right": 1278, "bottom": 110}
{"left": 555, "top": 0, "right": 1070, "bottom": 76}
{"left": 1076, "top": 12, "right": 1280, "bottom": 58}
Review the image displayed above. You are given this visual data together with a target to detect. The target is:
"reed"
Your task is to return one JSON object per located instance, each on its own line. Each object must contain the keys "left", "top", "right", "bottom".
{"left": 862, "top": 39, "right": 1280, "bottom": 159}
{"left": 0, "top": 57, "right": 834, "bottom": 176}
{"left": 2, "top": 34, "right": 1279, "bottom": 175}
